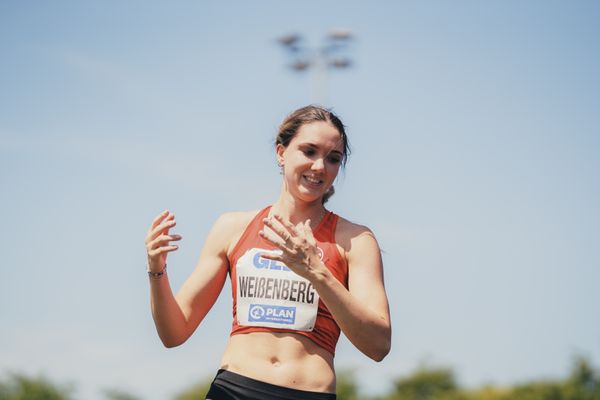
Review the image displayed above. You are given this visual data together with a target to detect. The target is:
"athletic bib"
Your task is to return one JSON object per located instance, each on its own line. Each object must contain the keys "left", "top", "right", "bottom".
{"left": 235, "top": 248, "right": 319, "bottom": 331}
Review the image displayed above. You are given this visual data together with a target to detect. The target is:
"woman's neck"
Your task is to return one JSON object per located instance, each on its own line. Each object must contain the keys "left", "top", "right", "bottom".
{"left": 271, "top": 193, "right": 327, "bottom": 229}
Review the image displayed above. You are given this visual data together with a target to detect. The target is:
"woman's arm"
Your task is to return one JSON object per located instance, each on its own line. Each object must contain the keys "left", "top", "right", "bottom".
{"left": 260, "top": 215, "right": 391, "bottom": 361}
{"left": 314, "top": 225, "right": 391, "bottom": 361}
{"left": 146, "top": 212, "right": 236, "bottom": 348}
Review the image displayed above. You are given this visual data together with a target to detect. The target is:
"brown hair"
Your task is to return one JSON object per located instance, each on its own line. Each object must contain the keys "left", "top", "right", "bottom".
{"left": 276, "top": 105, "right": 351, "bottom": 204}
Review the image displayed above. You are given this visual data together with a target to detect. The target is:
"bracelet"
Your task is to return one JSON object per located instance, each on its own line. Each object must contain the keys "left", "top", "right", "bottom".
{"left": 147, "top": 264, "right": 167, "bottom": 280}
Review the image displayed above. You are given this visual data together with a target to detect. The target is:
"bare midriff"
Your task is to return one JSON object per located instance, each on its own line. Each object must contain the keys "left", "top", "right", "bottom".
{"left": 219, "top": 331, "right": 336, "bottom": 393}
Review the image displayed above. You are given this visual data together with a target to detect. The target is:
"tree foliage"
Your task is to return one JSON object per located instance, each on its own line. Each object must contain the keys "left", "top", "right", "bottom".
{"left": 384, "top": 356, "right": 600, "bottom": 400}
{"left": 0, "top": 373, "right": 73, "bottom": 400}
{"left": 172, "top": 378, "right": 212, "bottom": 400}
{"left": 102, "top": 388, "right": 143, "bottom": 400}
{"left": 387, "top": 365, "right": 462, "bottom": 400}
{"left": 336, "top": 369, "right": 360, "bottom": 400}
{"left": 1, "top": 356, "right": 598, "bottom": 400}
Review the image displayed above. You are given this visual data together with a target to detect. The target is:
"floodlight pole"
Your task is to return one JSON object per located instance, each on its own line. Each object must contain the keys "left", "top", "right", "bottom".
{"left": 278, "top": 30, "right": 354, "bottom": 105}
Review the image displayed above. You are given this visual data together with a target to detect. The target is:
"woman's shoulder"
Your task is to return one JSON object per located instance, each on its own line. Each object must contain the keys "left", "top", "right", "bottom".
{"left": 216, "top": 209, "right": 260, "bottom": 225}
{"left": 333, "top": 215, "right": 382, "bottom": 270}
{"left": 212, "top": 209, "right": 262, "bottom": 235}
{"left": 333, "top": 214, "right": 379, "bottom": 252}
{"left": 335, "top": 214, "right": 374, "bottom": 238}
{"left": 211, "top": 209, "right": 264, "bottom": 255}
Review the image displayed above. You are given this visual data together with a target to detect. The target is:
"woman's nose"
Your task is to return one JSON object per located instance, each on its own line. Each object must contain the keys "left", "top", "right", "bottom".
{"left": 311, "top": 157, "right": 325, "bottom": 170}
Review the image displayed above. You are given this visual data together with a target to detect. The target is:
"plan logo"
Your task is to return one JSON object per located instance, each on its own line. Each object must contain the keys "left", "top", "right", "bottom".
{"left": 249, "top": 305, "right": 266, "bottom": 320}
{"left": 248, "top": 304, "right": 296, "bottom": 325}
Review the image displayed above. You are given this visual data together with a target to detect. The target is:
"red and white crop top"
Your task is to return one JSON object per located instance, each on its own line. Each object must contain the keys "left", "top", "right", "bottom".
{"left": 228, "top": 206, "right": 348, "bottom": 355}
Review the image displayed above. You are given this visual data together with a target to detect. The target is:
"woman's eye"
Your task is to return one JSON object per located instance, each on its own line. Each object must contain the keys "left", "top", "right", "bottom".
{"left": 302, "top": 149, "right": 316, "bottom": 156}
{"left": 327, "top": 156, "right": 341, "bottom": 164}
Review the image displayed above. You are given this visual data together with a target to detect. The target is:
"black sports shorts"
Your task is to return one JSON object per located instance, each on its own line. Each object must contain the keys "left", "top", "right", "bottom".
{"left": 205, "top": 369, "right": 337, "bottom": 400}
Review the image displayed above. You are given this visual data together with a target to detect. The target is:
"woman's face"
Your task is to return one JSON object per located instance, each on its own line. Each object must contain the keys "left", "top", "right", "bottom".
{"left": 277, "top": 121, "right": 344, "bottom": 203}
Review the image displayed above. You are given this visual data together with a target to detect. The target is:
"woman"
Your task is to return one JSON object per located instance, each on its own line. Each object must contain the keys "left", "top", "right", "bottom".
{"left": 145, "top": 105, "right": 391, "bottom": 400}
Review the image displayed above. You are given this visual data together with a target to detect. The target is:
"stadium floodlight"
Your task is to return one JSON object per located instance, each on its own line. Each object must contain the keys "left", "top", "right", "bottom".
{"left": 277, "top": 29, "right": 354, "bottom": 104}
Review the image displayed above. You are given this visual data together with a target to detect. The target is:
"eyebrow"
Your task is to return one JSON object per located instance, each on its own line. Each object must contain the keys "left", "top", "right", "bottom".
{"left": 300, "top": 142, "right": 344, "bottom": 156}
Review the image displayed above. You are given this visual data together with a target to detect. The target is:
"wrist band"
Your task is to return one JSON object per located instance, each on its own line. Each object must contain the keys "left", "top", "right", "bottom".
{"left": 148, "top": 264, "right": 167, "bottom": 280}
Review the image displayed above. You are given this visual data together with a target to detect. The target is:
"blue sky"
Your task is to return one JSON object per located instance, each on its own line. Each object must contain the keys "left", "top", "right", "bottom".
{"left": 1, "top": 1, "right": 599, "bottom": 399}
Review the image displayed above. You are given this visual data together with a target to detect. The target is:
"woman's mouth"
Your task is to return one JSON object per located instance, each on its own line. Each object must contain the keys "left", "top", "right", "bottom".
{"left": 303, "top": 174, "right": 323, "bottom": 186}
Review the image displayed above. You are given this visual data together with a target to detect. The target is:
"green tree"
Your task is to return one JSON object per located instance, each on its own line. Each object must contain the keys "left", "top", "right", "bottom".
{"left": 465, "top": 385, "right": 511, "bottom": 400}
{"left": 0, "top": 373, "right": 73, "bottom": 400}
{"left": 506, "top": 381, "right": 563, "bottom": 400}
{"left": 173, "top": 377, "right": 212, "bottom": 400}
{"left": 383, "top": 356, "right": 600, "bottom": 400}
{"left": 387, "top": 365, "right": 467, "bottom": 400}
{"left": 336, "top": 369, "right": 360, "bottom": 400}
{"left": 560, "top": 356, "right": 600, "bottom": 400}
{"left": 497, "top": 356, "right": 600, "bottom": 400}
{"left": 102, "top": 387, "right": 143, "bottom": 400}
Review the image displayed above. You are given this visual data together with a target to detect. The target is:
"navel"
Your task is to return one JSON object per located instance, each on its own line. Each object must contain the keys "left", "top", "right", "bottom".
{"left": 270, "top": 356, "right": 281, "bottom": 367}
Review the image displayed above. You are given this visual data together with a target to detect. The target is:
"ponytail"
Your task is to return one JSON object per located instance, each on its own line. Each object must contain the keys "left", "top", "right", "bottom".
{"left": 322, "top": 185, "right": 335, "bottom": 204}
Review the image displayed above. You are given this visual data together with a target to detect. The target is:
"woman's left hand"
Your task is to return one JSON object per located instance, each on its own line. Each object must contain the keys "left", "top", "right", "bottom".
{"left": 259, "top": 215, "right": 326, "bottom": 281}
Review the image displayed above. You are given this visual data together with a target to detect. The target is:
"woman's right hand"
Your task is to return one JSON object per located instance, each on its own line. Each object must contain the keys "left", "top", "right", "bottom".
{"left": 145, "top": 210, "right": 182, "bottom": 272}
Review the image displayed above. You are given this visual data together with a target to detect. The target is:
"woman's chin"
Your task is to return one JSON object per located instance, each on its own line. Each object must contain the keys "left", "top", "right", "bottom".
{"left": 295, "top": 188, "right": 325, "bottom": 203}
